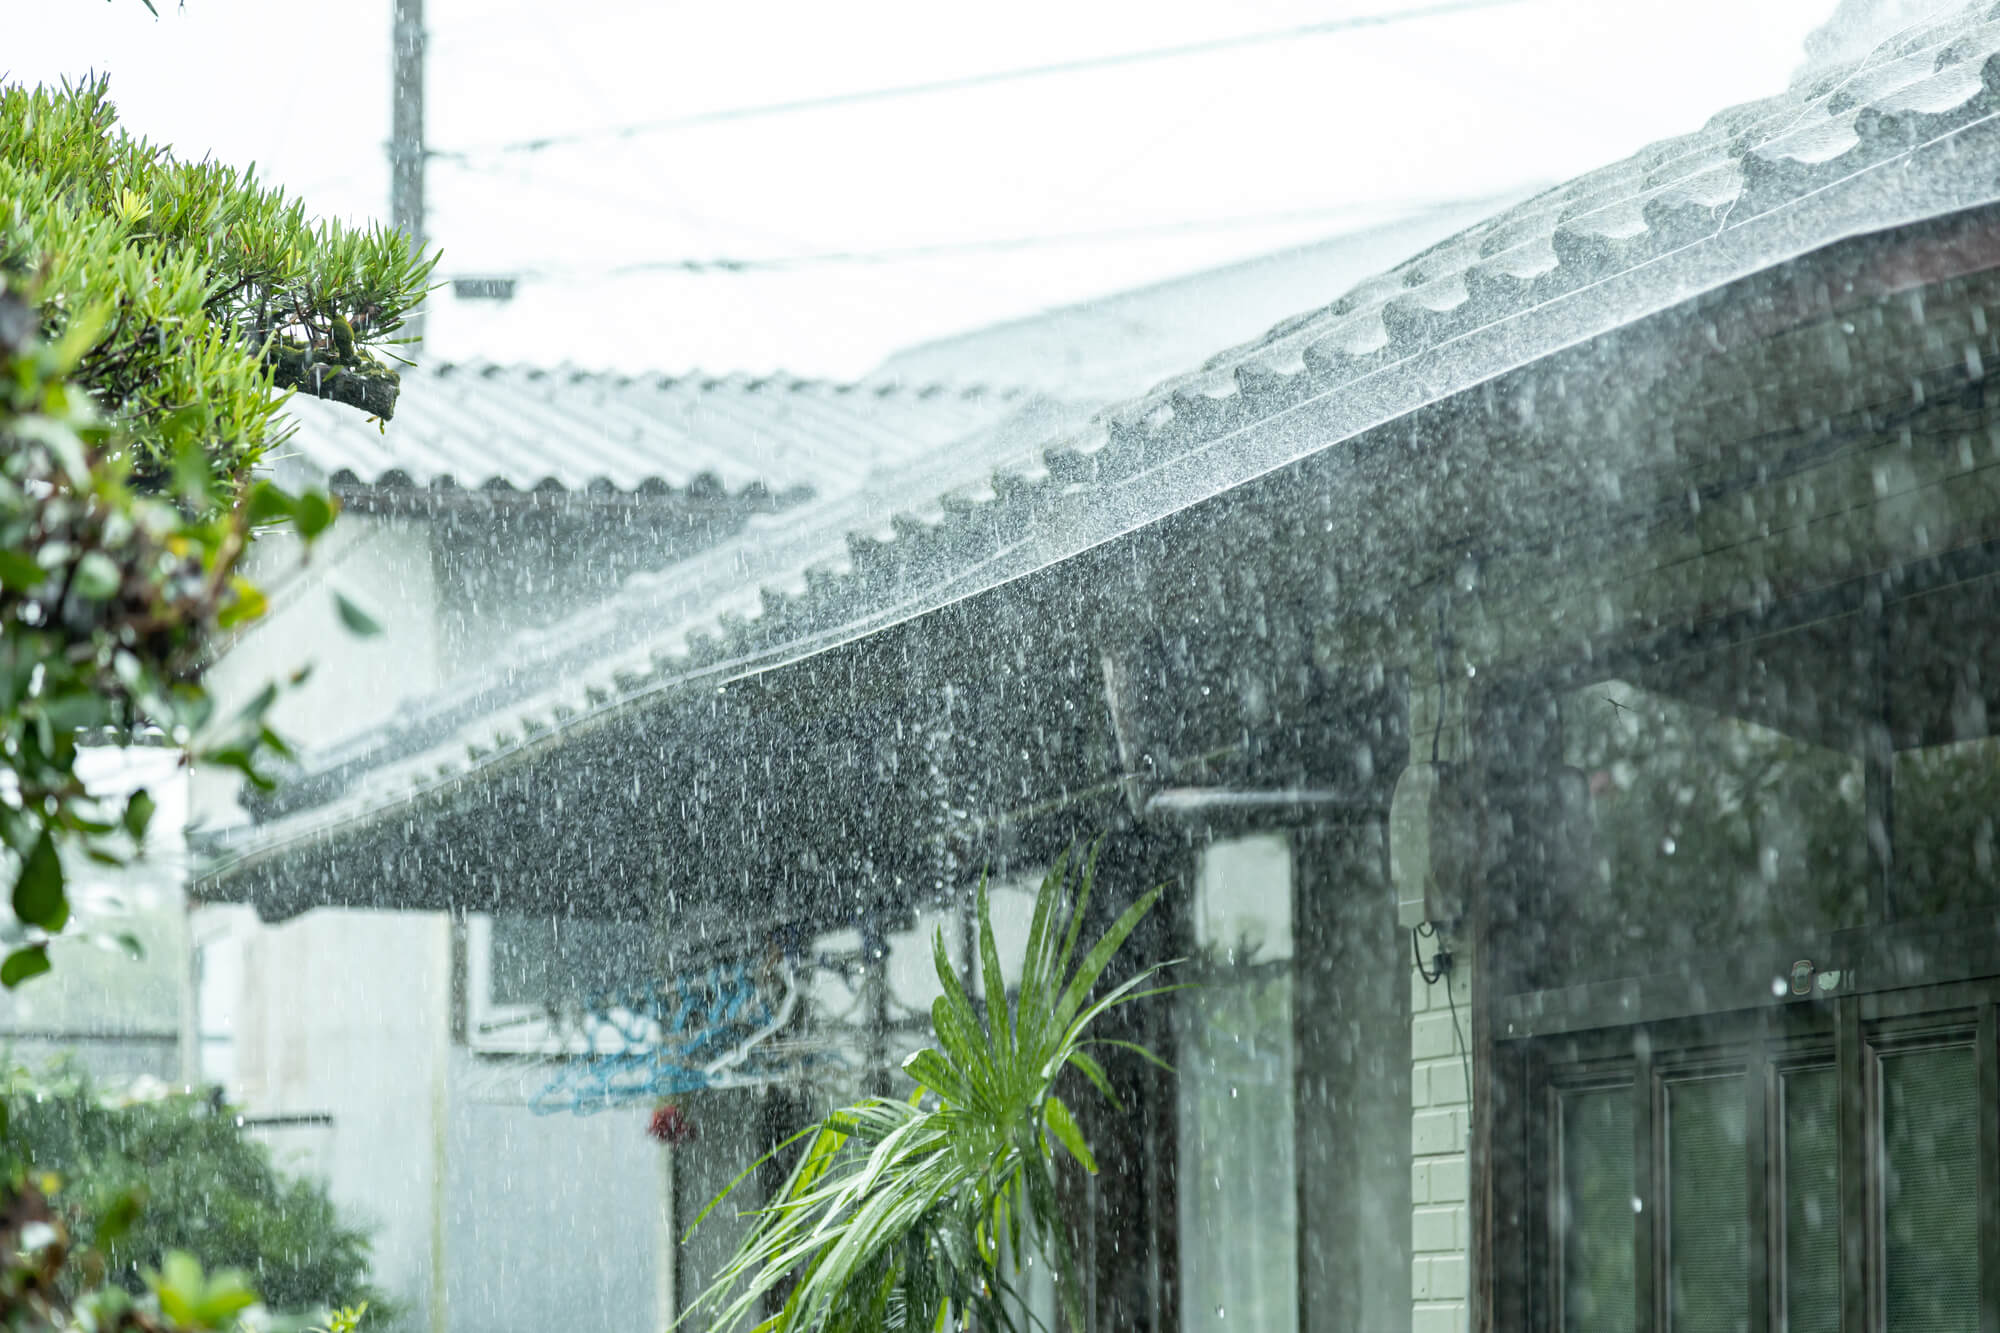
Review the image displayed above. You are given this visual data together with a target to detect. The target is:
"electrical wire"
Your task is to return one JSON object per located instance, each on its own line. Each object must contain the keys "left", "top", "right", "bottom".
{"left": 1413, "top": 923, "right": 1474, "bottom": 1116}
{"left": 1443, "top": 952, "right": 1472, "bottom": 1107}
{"left": 1412, "top": 923, "right": 1446, "bottom": 984}
{"left": 478, "top": 193, "right": 1505, "bottom": 282}
{"left": 431, "top": 0, "right": 1539, "bottom": 162}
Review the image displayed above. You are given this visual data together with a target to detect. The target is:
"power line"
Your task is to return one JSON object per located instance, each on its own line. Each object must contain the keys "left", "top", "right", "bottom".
{"left": 431, "top": 0, "right": 1535, "bottom": 162}
{"left": 473, "top": 193, "right": 1521, "bottom": 281}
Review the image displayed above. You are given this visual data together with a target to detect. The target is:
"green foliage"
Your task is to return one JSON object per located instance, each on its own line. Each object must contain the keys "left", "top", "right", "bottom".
{"left": 0, "top": 77, "right": 434, "bottom": 435}
{"left": 0, "top": 1066, "right": 383, "bottom": 1320}
{"left": 0, "top": 1179, "right": 258, "bottom": 1333}
{"left": 309, "top": 1303, "right": 368, "bottom": 1333}
{"left": 144, "top": 1252, "right": 255, "bottom": 1331}
{"left": 0, "top": 75, "right": 435, "bottom": 982}
{"left": 683, "top": 849, "right": 1177, "bottom": 1333}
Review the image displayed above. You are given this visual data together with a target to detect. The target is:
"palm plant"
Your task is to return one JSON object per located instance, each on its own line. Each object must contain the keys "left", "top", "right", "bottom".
{"left": 682, "top": 847, "right": 1176, "bottom": 1333}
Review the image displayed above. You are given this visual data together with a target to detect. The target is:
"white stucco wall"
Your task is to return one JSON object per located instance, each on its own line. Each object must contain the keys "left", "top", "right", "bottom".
{"left": 190, "top": 514, "right": 442, "bottom": 830}
{"left": 223, "top": 908, "right": 452, "bottom": 1333}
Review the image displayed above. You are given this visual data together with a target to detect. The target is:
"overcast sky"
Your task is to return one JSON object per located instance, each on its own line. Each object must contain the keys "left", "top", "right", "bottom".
{"left": 12, "top": 0, "right": 1875, "bottom": 378}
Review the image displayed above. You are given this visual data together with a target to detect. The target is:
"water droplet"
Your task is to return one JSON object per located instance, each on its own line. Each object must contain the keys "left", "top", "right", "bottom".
{"left": 1631, "top": 1196, "right": 1643, "bottom": 1214}
{"left": 1661, "top": 836, "right": 1676, "bottom": 855}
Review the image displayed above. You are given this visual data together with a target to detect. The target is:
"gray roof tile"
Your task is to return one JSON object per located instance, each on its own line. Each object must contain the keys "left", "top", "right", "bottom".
{"left": 280, "top": 361, "right": 1030, "bottom": 500}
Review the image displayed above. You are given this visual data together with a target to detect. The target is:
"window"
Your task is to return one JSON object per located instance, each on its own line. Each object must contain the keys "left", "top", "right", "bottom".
{"left": 1505, "top": 988, "right": 1996, "bottom": 1332}
{"left": 1558, "top": 681, "right": 1870, "bottom": 987}
{"left": 463, "top": 913, "right": 658, "bottom": 1054}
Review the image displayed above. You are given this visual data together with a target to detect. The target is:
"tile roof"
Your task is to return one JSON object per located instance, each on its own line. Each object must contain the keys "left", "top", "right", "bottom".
{"left": 200, "top": 1, "right": 2000, "bottom": 873}
{"left": 871, "top": 196, "right": 1522, "bottom": 401}
{"left": 279, "top": 362, "right": 1030, "bottom": 499}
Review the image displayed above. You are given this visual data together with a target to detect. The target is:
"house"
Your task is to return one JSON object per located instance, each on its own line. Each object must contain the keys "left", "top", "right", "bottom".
{"left": 187, "top": 368, "right": 1065, "bottom": 1333}
{"left": 184, "top": 209, "right": 1520, "bottom": 1333}
{"left": 196, "top": 7, "right": 2000, "bottom": 1329}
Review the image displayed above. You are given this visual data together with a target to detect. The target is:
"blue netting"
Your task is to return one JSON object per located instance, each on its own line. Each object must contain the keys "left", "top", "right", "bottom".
{"left": 530, "top": 961, "right": 830, "bottom": 1115}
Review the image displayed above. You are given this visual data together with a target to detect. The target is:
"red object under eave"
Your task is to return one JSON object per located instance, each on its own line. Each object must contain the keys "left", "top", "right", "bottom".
{"left": 648, "top": 1103, "right": 697, "bottom": 1146}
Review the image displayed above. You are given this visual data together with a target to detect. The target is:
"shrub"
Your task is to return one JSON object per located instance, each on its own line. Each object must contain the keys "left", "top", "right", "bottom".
{"left": 1, "top": 1066, "right": 383, "bottom": 1320}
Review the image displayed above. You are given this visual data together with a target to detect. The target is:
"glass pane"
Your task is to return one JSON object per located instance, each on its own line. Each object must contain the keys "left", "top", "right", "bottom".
{"left": 1781, "top": 1066, "right": 1839, "bottom": 1333}
{"left": 1557, "top": 681, "right": 1869, "bottom": 986}
{"left": 1178, "top": 972, "right": 1296, "bottom": 1333}
{"left": 1882, "top": 1046, "right": 1979, "bottom": 1333}
{"left": 1667, "top": 1076, "right": 1747, "bottom": 1333}
{"left": 1561, "top": 1086, "right": 1635, "bottom": 1333}
{"left": 489, "top": 914, "right": 658, "bottom": 1008}
{"left": 1894, "top": 739, "right": 2000, "bottom": 919}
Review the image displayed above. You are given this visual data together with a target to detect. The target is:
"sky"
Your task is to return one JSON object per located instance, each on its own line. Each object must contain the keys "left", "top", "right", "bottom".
{"left": 10, "top": 0, "right": 1888, "bottom": 379}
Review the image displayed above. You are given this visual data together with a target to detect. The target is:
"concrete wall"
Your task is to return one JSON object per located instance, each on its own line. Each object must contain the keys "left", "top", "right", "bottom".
{"left": 224, "top": 909, "right": 451, "bottom": 1333}
{"left": 443, "top": 1073, "right": 661, "bottom": 1333}
{"left": 205, "top": 903, "right": 674, "bottom": 1333}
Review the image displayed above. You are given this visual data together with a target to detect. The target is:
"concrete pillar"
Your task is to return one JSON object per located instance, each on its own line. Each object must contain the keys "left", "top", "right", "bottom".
{"left": 1295, "top": 816, "right": 1413, "bottom": 1333}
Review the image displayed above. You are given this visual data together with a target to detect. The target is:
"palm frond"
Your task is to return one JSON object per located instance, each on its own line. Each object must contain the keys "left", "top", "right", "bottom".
{"left": 679, "top": 846, "right": 1176, "bottom": 1333}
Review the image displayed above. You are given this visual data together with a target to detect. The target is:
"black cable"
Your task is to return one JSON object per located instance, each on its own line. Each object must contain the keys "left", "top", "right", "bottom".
{"left": 469, "top": 193, "right": 1516, "bottom": 282}
{"left": 1411, "top": 923, "right": 1445, "bottom": 985}
{"left": 434, "top": 0, "right": 1539, "bottom": 162}
{"left": 1431, "top": 597, "right": 1451, "bottom": 766}
{"left": 1413, "top": 923, "right": 1474, "bottom": 1113}
{"left": 1443, "top": 954, "right": 1472, "bottom": 1108}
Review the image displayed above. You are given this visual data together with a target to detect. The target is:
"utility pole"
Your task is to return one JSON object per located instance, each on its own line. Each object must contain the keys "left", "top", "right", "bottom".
{"left": 390, "top": 0, "right": 427, "bottom": 347}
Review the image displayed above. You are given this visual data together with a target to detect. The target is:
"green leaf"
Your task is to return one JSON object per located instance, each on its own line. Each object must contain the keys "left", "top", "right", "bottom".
{"left": 216, "top": 576, "right": 268, "bottom": 629}
{"left": 122, "top": 787, "right": 155, "bottom": 840}
{"left": 1052, "top": 849, "right": 1096, "bottom": 1000}
{"left": 901, "top": 1049, "right": 973, "bottom": 1107}
{"left": 191, "top": 1272, "right": 257, "bottom": 1326}
{"left": 928, "top": 989, "right": 994, "bottom": 1112}
{"left": 334, "top": 590, "right": 382, "bottom": 637}
{"left": 1085, "top": 1036, "right": 1176, "bottom": 1073}
{"left": 202, "top": 745, "right": 275, "bottom": 791}
{"left": 929, "top": 926, "right": 997, "bottom": 1106}
{"left": 89, "top": 930, "right": 144, "bottom": 961}
{"left": 976, "top": 876, "right": 1011, "bottom": 1065}
{"left": 0, "top": 946, "right": 50, "bottom": 989}
{"left": 0, "top": 550, "right": 46, "bottom": 590}
{"left": 71, "top": 551, "right": 121, "bottom": 601}
{"left": 1016, "top": 847, "right": 1065, "bottom": 1015}
{"left": 683, "top": 835, "right": 1170, "bottom": 1333}
{"left": 234, "top": 680, "right": 279, "bottom": 724}
{"left": 12, "top": 831, "right": 67, "bottom": 932}
{"left": 1054, "top": 887, "right": 1161, "bottom": 1032}
{"left": 244, "top": 480, "right": 294, "bottom": 528}
{"left": 1064, "top": 1050, "right": 1121, "bottom": 1111}
{"left": 170, "top": 438, "right": 214, "bottom": 507}
{"left": 1041, "top": 1096, "right": 1096, "bottom": 1174}
{"left": 293, "top": 488, "right": 336, "bottom": 540}
{"left": 94, "top": 1185, "right": 145, "bottom": 1246}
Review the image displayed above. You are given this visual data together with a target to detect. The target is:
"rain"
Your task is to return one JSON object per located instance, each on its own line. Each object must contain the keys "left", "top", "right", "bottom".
{"left": 4, "top": 0, "right": 2000, "bottom": 1330}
